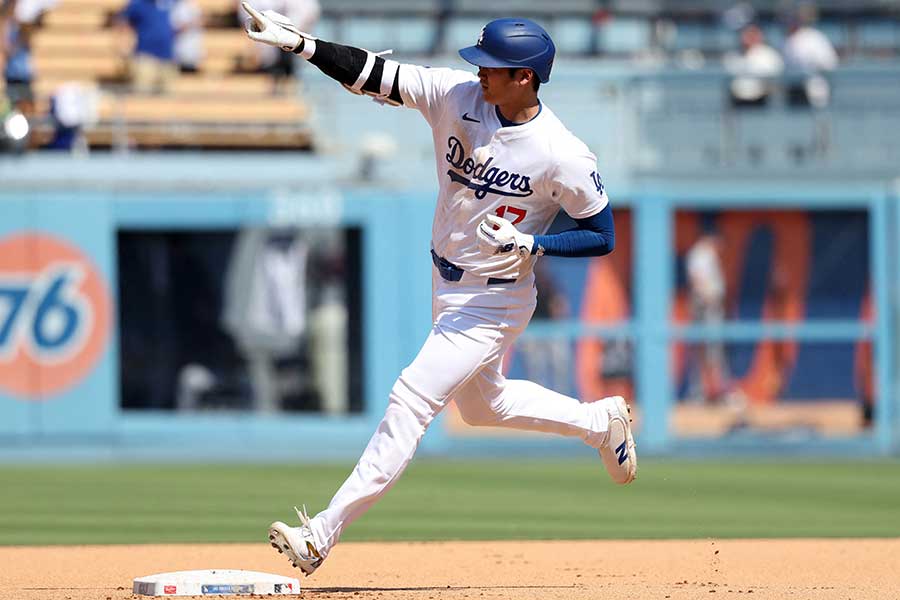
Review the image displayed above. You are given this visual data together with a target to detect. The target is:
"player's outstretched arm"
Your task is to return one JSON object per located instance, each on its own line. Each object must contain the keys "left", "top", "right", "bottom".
{"left": 242, "top": 1, "right": 403, "bottom": 106}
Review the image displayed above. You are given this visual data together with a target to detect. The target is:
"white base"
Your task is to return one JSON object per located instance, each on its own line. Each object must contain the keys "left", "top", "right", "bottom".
{"left": 133, "top": 569, "right": 300, "bottom": 596}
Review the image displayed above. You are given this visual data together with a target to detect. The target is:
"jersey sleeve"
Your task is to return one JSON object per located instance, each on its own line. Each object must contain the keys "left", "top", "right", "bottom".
{"left": 396, "top": 64, "right": 478, "bottom": 126}
{"left": 551, "top": 152, "right": 610, "bottom": 220}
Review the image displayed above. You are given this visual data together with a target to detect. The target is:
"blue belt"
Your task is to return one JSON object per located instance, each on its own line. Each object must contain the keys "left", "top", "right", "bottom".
{"left": 430, "top": 249, "right": 516, "bottom": 285}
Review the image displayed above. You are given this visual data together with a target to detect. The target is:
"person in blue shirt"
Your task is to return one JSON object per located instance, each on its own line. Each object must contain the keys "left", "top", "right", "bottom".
{"left": 2, "top": 4, "right": 36, "bottom": 116}
{"left": 117, "top": 0, "right": 178, "bottom": 93}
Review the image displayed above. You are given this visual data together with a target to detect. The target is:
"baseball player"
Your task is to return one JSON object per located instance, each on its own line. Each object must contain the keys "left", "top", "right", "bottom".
{"left": 242, "top": 4, "right": 637, "bottom": 576}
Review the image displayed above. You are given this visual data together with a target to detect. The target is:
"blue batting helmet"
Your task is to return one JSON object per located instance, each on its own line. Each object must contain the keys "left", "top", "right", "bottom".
{"left": 459, "top": 18, "right": 556, "bottom": 83}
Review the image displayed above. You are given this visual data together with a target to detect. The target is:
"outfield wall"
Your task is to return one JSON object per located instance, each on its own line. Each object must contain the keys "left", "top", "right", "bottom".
{"left": 0, "top": 153, "right": 897, "bottom": 460}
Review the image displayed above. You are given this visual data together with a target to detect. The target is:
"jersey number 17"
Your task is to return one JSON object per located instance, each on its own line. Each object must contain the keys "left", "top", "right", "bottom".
{"left": 495, "top": 205, "right": 527, "bottom": 225}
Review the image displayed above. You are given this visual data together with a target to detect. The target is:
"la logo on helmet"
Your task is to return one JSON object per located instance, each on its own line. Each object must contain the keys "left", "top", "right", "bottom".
{"left": 477, "top": 27, "right": 485, "bottom": 47}
{"left": 0, "top": 233, "right": 111, "bottom": 400}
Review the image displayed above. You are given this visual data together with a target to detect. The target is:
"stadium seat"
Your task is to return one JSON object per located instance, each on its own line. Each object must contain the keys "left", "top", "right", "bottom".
{"left": 443, "top": 17, "right": 487, "bottom": 54}
{"left": 32, "top": 54, "right": 126, "bottom": 80}
{"left": 453, "top": 0, "right": 595, "bottom": 18}
{"left": 56, "top": 0, "right": 128, "bottom": 13}
{"left": 551, "top": 17, "right": 594, "bottom": 55}
{"left": 857, "top": 20, "right": 898, "bottom": 53}
{"left": 313, "top": 15, "right": 338, "bottom": 42}
{"left": 80, "top": 124, "right": 312, "bottom": 148}
{"left": 166, "top": 74, "right": 273, "bottom": 96}
{"left": 194, "top": 0, "right": 234, "bottom": 19}
{"left": 203, "top": 29, "right": 249, "bottom": 57}
{"left": 596, "top": 17, "right": 651, "bottom": 55}
{"left": 98, "top": 94, "right": 307, "bottom": 123}
{"left": 24, "top": 0, "right": 315, "bottom": 150}
{"left": 320, "top": 0, "right": 440, "bottom": 17}
{"left": 343, "top": 16, "right": 435, "bottom": 55}
{"left": 41, "top": 7, "right": 107, "bottom": 29}
{"left": 31, "top": 29, "right": 127, "bottom": 56}
{"left": 760, "top": 23, "right": 785, "bottom": 49}
{"left": 818, "top": 21, "right": 849, "bottom": 53}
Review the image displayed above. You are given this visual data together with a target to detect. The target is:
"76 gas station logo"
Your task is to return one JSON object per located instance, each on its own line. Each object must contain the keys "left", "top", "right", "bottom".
{"left": 0, "top": 234, "right": 111, "bottom": 399}
{"left": 0, "top": 263, "right": 93, "bottom": 363}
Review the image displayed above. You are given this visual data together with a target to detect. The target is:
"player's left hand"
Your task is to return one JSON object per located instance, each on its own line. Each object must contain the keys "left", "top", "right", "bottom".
{"left": 476, "top": 214, "right": 534, "bottom": 258}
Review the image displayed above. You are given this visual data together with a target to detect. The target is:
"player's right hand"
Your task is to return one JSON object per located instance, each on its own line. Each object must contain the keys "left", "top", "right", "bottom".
{"left": 476, "top": 214, "right": 534, "bottom": 259}
{"left": 241, "top": 1, "right": 307, "bottom": 52}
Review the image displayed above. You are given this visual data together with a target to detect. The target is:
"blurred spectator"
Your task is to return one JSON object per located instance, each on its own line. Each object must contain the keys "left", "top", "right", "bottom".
{"left": 222, "top": 229, "right": 311, "bottom": 413}
{"left": 428, "top": 0, "right": 452, "bottom": 56}
{"left": 725, "top": 24, "right": 784, "bottom": 108}
{"left": 721, "top": 2, "right": 755, "bottom": 32}
{"left": 117, "top": 0, "right": 178, "bottom": 94}
{"left": 44, "top": 82, "right": 98, "bottom": 153}
{"left": 309, "top": 236, "right": 349, "bottom": 415}
{"left": 2, "top": 0, "right": 36, "bottom": 117}
{"left": 13, "top": 0, "right": 55, "bottom": 22}
{"left": 235, "top": 0, "right": 319, "bottom": 92}
{"left": 283, "top": 0, "right": 318, "bottom": 38}
{"left": 783, "top": 5, "right": 838, "bottom": 108}
{"left": 686, "top": 233, "right": 730, "bottom": 404}
{"left": 171, "top": 0, "right": 204, "bottom": 73}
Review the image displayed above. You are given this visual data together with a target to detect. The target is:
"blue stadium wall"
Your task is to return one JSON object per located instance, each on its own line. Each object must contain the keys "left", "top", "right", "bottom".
{"left": 0, "top": 153, "right": 897, "bottom": 461}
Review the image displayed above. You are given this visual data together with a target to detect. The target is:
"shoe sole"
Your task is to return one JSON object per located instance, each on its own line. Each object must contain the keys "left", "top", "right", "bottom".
{"left": 268, "top": 522, "right": 319, "bottom": 577}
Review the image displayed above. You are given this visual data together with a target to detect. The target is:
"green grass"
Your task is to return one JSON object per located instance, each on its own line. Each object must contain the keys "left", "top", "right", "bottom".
{"left": 1, "top": 459, "right": 899, "bottom": 545}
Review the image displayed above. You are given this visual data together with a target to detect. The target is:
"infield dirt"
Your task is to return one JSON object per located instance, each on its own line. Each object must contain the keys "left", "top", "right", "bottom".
{"left": 1, "top": 539, "right": 897, "bottom": 600}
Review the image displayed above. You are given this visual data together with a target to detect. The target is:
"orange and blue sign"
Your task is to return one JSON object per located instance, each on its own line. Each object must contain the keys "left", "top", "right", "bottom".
{"left": 0, "top": 233, "right": 112, "bottom": 399}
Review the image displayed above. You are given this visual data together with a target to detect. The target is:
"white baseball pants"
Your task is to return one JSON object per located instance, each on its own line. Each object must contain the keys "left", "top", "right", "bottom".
{"left": 307, "top": 273, "right": 611, "bottom": 556}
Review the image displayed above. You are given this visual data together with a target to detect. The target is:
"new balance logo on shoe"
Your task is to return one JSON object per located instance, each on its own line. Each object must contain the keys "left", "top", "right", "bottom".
{"left": 615, "top": 440, "right": 628, "bottom": 465}
{"left": 597, "top": 396, "right": 636, "bottom": 484}
{"left": 306, "top": 541, "right": 323, "bottom": 565}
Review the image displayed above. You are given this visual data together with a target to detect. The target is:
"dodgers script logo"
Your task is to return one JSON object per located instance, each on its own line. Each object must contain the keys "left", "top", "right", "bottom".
{"left": 445, "top": 136, "right": 533, "bottom": 200}
{"left": 0, "top": 233, "right": 111, "bottom": 399}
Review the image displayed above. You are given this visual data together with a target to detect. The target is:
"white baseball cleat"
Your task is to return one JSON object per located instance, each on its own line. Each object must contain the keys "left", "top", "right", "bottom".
{"left": 597, "top": 396, "right": 637, "bottom": 484}
{"left": 268, "top": 506, "right": 324, "bottom": 576}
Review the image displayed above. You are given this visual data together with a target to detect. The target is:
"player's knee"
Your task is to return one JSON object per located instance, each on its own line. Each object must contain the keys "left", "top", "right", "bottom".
{"left": 456, "top": 404, "right": 501, "bottom": 427}
{"left": 488, "top": 391, "right": 517, "bottom": 417}
{"left": 456, "top": 391, "right": 508, "bottom": 426}
{"left": 389, "top": 373, "right": 442, "bottom": 421}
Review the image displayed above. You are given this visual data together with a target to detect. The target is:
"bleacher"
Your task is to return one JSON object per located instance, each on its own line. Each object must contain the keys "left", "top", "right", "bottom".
{"left": 4, "top": 0, "right": 900, "bottom": 151}
{"left": 628, "top": 66, "right": 900, "bottom": 177}
{"left": 320, "top": 0, "right": 899, "bottom": 59}
{"left": 4, "top": 0, "right": 312, "bottom": 150}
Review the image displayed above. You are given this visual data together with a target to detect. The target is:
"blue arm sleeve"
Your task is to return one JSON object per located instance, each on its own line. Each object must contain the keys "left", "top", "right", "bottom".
{"left": 531, "top": 204, "right": 615, "bottom": 258}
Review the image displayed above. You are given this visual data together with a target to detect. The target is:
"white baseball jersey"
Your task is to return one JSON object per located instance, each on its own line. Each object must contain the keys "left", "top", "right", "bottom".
{"left": 397, "top": 65, "right": 609, "bottom": 280}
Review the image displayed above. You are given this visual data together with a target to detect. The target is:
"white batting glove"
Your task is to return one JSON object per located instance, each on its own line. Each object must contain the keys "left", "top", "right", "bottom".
{"left": 242, "top": 1, "right": 313, "bottom": 52}
{"left": 476, "top": 214, "right": 534, "bottom": 258}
